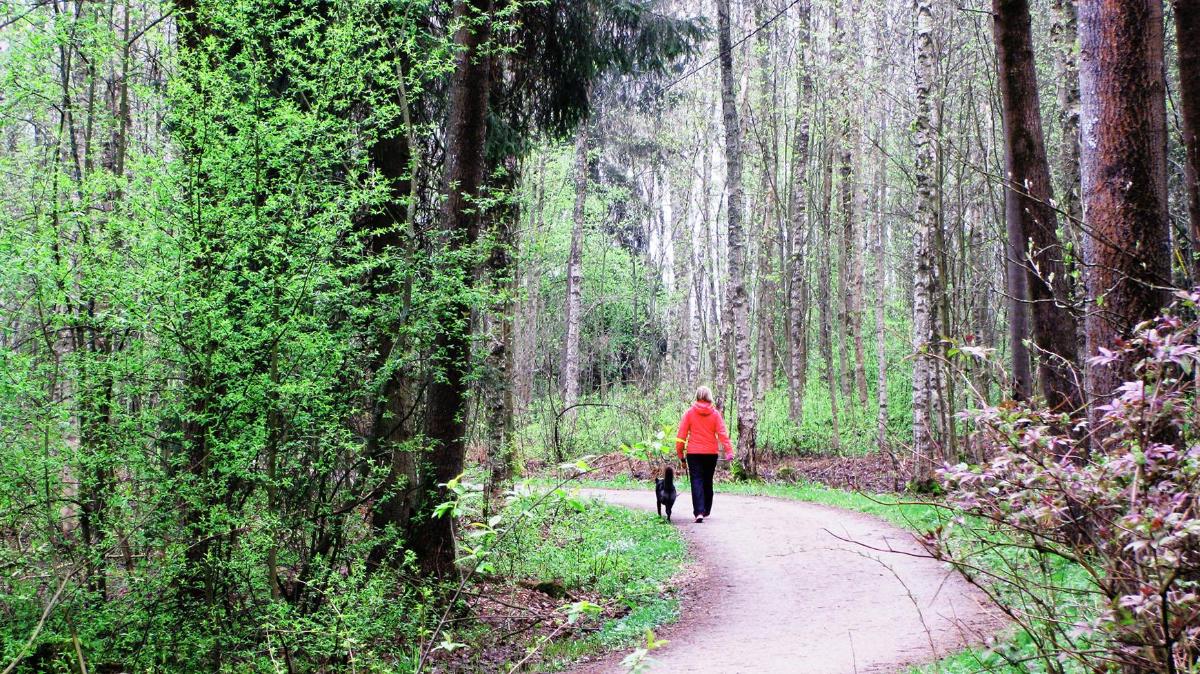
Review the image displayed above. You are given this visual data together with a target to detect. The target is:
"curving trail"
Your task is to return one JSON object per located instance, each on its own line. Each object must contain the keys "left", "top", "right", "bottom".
{"left": 569, "top": 489, "right": 1003, "bottom": 674}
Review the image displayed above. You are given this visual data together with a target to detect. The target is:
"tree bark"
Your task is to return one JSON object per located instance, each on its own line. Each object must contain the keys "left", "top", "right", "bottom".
{"left": 1078, "top": 0, "right": 1171, "bottom": 406}
{"left": 417, "top": 0, "right": 493, "bottom": 578}
{"left": 993, "top": 0, "right": 1083, "bottom": 414}
{"left": 1177, "top": 0, "right": 1200, "bottom": 280}
{"left": 717, "top": 0, "right": 758, "bottom": 472}
{"left": 874, "top": 123, "right": 890, "bottom": 465}
{"left": 562, "top": 123, "right": 588, "bottom": 416}
{"left": 786, "top": 0, "right": 814, "bottom": 424}
{"left": 838, "top": 131, "right": 855, "bottom": 405}
{"left": 687, "top": 191, "right": 703, "bottom": 386}
{"left": 838, "top": 125, "right": 868, "bottom": 409}
{"left": 1051, "top": 0, "right": 1083, "bottom": 232}
{"left": 1003, "top": 207, "right": 1033, "bottom": 403}
{"left": 911, "top": 0, "right": 940, "bottom": 487}
{"left": 755, "top": 225, "right": 776, "bottom": 400}
{"left": 819, "top": 143, "right": 842, "bottom": 453}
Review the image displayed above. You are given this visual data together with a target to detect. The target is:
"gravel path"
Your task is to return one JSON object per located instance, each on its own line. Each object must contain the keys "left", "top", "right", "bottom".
{"left": 568, "top": 489, "right": 1003, "bottom": 674}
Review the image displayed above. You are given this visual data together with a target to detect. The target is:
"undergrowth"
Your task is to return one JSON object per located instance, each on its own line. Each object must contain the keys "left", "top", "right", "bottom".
{"left": 471, "top": 487, "right": 687, "bottom": 672}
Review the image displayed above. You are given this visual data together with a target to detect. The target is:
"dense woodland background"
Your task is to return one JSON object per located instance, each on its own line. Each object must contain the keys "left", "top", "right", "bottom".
{"left": 1, "top": 0, "right": 1198, "bottom": 671}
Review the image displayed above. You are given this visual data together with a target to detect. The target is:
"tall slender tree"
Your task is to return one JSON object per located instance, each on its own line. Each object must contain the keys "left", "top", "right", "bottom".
{"left": 786, "top": 0, "right": 814, "bottom": 424}
{"left": 993, "top": 0, "right": 1082, "bottom": 414}
{"left": 417, "top": 0, "right": 494, "bottom": 577}
{"left": 818, "top": 142, "right": 842, "bottom": 453}
{"left": 716, "top": 0, "right": 758, "bottom": 471}
{"left": 911, "top": 0, "right": 941, "bottom": 486}
{"left": 1051, "top": 0, "right": 1082, "bottom": 230}
{"left": 1078, "top": 0, "right": 1171, "bottom": 412}
{"left": 562, "top": 123, "right": 589, "bottom": 418}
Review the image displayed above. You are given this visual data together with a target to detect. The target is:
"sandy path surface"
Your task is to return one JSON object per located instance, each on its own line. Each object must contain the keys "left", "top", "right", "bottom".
{"left": 569, "top": 489, "right": 1003, "bottom": 674}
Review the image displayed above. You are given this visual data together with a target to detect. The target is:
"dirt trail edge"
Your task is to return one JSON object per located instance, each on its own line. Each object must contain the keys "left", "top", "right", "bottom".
{"left": 568, "top": 489, "right": 1005, "bottom": 674}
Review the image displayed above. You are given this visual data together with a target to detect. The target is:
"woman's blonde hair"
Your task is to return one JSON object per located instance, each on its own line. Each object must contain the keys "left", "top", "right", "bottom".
{"left": 695, "top": 385, "right": 713, "bottom": 402}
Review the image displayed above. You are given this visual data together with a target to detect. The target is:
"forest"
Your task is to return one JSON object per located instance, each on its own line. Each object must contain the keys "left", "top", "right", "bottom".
{"left": 1, "top": 0, "right": 1198, "bottom": 672}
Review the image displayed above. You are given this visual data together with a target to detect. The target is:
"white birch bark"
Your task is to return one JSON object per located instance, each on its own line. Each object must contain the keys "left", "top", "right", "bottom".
{"left": 911, "top": 0, "right": 941, "bottom": 486}
{"left": 717, "top": 0, "right": 758, "bottom": 471}
{"left": 562, "top": 125, "right": 588, "bottom": 415}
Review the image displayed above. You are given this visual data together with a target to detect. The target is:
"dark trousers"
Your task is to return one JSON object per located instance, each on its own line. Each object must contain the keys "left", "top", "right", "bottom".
{"left": 686, "top": 454, "right": 718, "bottom": 517}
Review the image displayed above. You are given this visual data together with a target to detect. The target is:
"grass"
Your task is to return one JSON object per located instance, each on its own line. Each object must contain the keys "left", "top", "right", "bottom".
{"left": 491, "top": 493, "right": 687, "bottom": 671}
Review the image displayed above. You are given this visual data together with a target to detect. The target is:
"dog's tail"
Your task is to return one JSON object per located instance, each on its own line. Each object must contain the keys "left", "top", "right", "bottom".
{"left": 664, "top": 466, "right": 674, "bottom": 481}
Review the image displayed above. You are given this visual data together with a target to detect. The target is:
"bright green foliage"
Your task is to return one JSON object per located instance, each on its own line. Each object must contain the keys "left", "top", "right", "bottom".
{"left": 1, "top": 0, "right": 708, "bottom": 667}
{"left": 495, "top": 491, "right": 686, "bottom": 668}
{"left": 497, "top": 491, "right": 684, "bottom": 599}
{"left": 0, "top": 0, "right": 463, "bottom": 668}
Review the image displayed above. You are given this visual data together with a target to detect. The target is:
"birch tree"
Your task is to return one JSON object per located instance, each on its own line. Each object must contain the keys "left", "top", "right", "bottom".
{"left": 911, "top": 0, "right": 940, "bottom": 486}
{"left": 717, "top": 0, "right": 758, "bottom": 471}
{"left": 562, "top": 123, "right": 589, "bottom": 416}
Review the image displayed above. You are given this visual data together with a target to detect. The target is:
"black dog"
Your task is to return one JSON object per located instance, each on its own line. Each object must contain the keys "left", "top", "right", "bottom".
{"left": 655, "top": 467, "right": 678, "bottom": 521}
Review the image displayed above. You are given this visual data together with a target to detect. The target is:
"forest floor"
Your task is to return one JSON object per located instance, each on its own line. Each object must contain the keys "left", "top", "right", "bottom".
{"left": 565, "top": 488, "right": 1005, "bottom": 674}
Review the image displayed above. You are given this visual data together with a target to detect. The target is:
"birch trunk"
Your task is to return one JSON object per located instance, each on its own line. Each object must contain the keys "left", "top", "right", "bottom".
{"left": 717, "top": 0, "right": 758, "bottom": 472}
{"left": 911, "top": 0, "right": 940, "bottom": 487}
{"left": 819, "top": 144, "right": 842, "bottom": 453}
{"left": 1051, "top": 0, "right": 1082, "bottom": 233}
{"left": 687, "top": 202, "right": 703, "bottom": 386}
{"left": 562, "top": 124, "right": 588, "bottom": 416}
{"left": 838, "top": 133, "right": 855, "bottom": 406}
{"left": 874, "top": 133, "right": 890, "bottom": 459}
{"left": 786, "top": 0, "right": 814, "bottom": 424}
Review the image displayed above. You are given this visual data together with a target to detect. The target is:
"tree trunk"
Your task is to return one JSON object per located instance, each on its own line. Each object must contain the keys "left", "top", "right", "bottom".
{"left": 671, "top": 169, "right": 695, "bottom": 387}
{"left": 1078, "top": 0, "right": 1171, "bottom": 408}
{"left": 1051, "top": 0, "right": 1083, "bottom": 232}
{"left": 687, "top": 198, "right": 703, "bottom": 386}
{"left": 416, "top": 0, "right": 493, "bottom": 578}
{"left": 874, "top": 122, "right": 890, "bottom": 464}
{"left": 786, "top": 0, "right": 814, "bottom": 424}
{"left": 911, "top": 0, "right": 940, "bottom": 487}
{"left": 1177, "top": 0, "right": 1200, "bottom": 280}
{"left": 755, "top": 225, "right": 776, "bottom": 400}
{"left": 819, "top": 143, "right": 842, "bottom": 453}
{"left": 993, "top": 0, "right": 1083, "bottom": 414}
{"left": 717, "top": 0, "right": 758, "bottom": 472}
{"left": 838, "top": 125, "right": 869, "bottom": 409}
{"left": 562, "top": 123, "right": 588, "bottom": 416}
{"left": 838, "top": 131, "right": 855, "bottom": 406}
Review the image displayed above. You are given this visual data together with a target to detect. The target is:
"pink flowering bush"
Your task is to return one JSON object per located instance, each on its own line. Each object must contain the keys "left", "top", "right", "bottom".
{"left": 932, "top": 292, "right": 1200, "bottom": 674}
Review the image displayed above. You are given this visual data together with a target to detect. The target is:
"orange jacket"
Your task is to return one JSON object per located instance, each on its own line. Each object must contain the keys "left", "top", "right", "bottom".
{"left": 675, "top": 401, "right": 734, "bottom": 460}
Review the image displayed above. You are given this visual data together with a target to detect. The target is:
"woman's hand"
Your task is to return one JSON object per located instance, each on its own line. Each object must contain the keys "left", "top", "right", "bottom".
{"left": 680, "top": 457, "right": 688, "bottom": 473}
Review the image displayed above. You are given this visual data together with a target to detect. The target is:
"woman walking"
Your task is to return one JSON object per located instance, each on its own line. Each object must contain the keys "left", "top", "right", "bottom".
{"left": 674, "top": 386, "right": 735, "bottom": 523}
